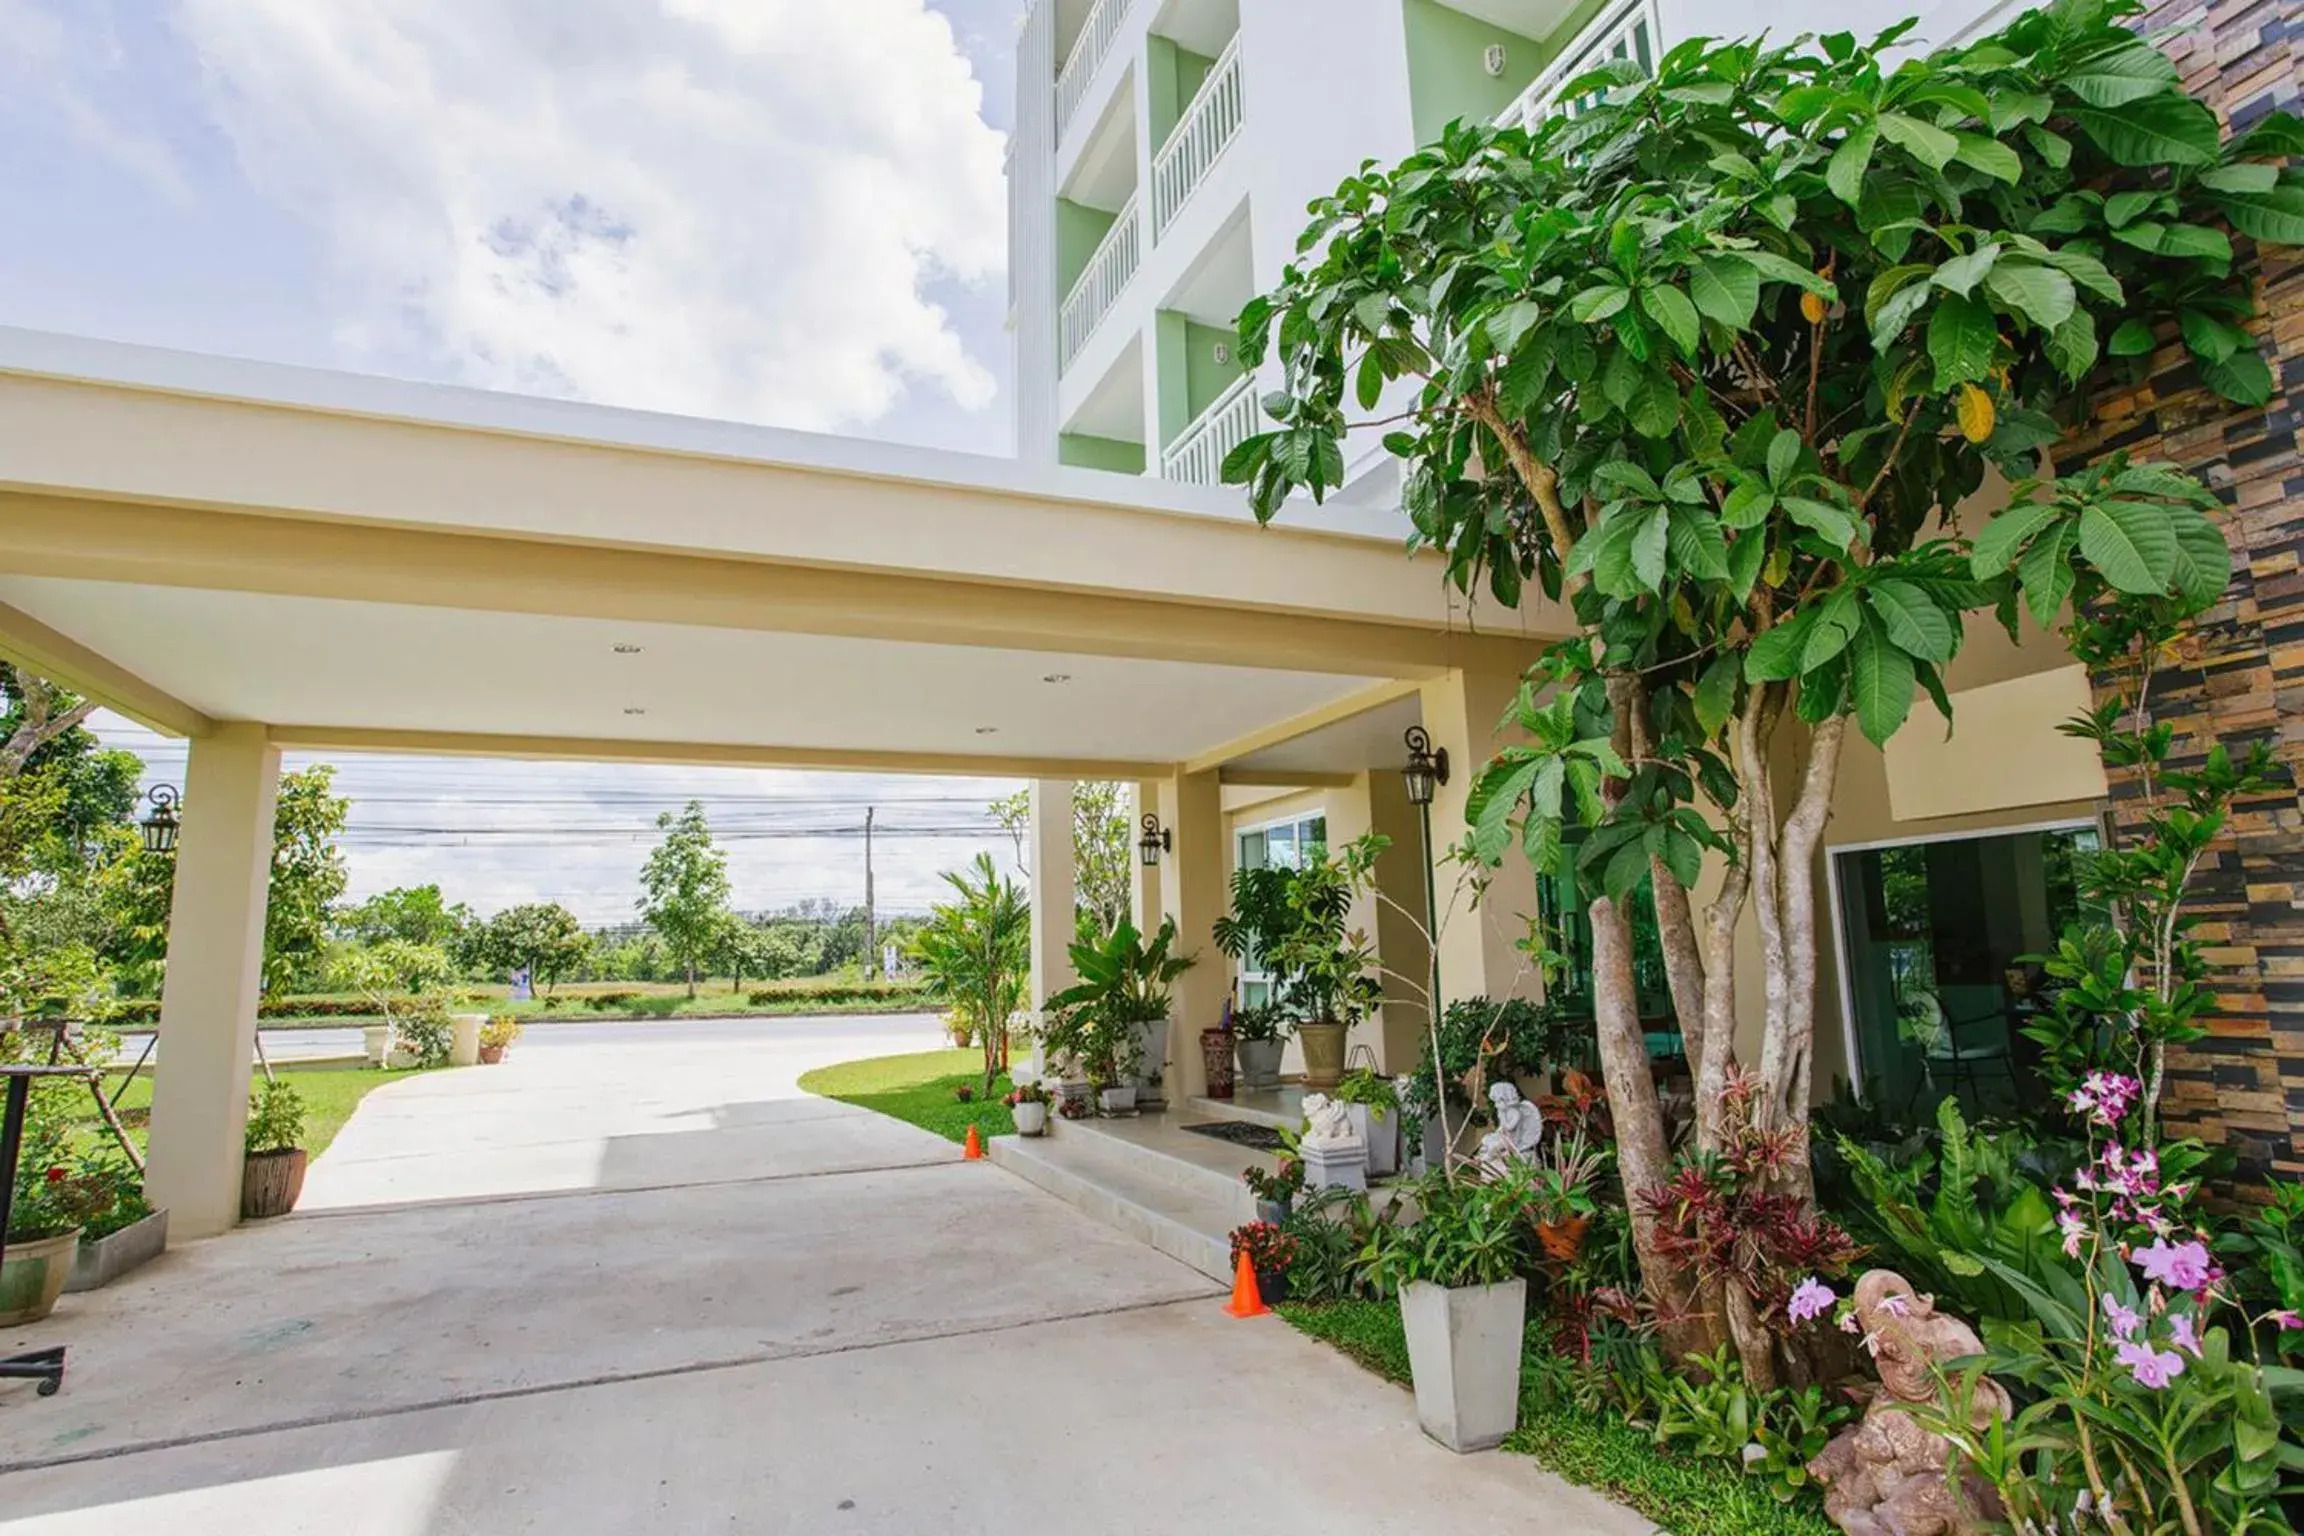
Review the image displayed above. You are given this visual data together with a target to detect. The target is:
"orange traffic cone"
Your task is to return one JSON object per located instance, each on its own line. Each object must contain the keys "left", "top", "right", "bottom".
{"left": 1224, "top": 1251, "right": 1268, "bottom": 1318}
{"left": 963, "top": 1124, "right": 985, "bottom": 1160}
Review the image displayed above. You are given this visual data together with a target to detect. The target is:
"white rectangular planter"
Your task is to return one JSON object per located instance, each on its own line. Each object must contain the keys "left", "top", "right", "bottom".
{"left": 1302, "top": 1138, "right": 1367, "bottom": 1193}
{"left": 1342, "top": 1103, "right": 1400, "bottom": 1177}
{"left": 1399, "top": 1277, "right": 1528, "bottom": 1453}
{"left": 65, "top": 1207, "right": 169, "bottom": 1293}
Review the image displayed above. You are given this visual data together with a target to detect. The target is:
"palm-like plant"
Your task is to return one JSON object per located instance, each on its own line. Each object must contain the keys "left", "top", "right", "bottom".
{"left": 910, "top": 854, "right": 1031, "bottom": 1092}
{"left": 1046, "top": 918, "right": 1197, "bottom": 1087}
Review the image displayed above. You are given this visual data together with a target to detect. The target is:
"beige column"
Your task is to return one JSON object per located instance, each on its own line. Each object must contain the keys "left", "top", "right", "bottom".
{"left": 1365, "top": 768, "right": 1435, "bottom": 1071}
{"left": 1419, "top": 665, "right": 1544, "bottom": 1011}
{"left": 145, "top": 722, "right": 280, "bottom": 1240}
{"left": 1027, "top": 779, "right": 1076, "bottom": 1031}
{"left": 1156, "top": 769, "right": 1226, "bottom": 1101}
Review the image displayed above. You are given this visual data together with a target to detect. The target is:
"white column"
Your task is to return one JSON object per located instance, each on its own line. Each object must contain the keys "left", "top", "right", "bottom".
{"left": 1027, "top": 780, "right": 1077, "bottom": 1036}
{"left": 145, "top": 723, "right": 280, "bottom": 1239}
{"left": 1419, "top": 665, "right": 1545, "bottom": 1010}
{"left": 1129, "top": 780, "right": 1161, "bottom": 934}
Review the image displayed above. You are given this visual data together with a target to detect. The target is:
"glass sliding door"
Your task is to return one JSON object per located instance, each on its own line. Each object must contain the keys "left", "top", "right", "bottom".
{"left": 1233, "top": 812, "right": 1327, "bottom": 1011}
{"left": 1831, "top": 822, "right": 2103, "bottom": 1119}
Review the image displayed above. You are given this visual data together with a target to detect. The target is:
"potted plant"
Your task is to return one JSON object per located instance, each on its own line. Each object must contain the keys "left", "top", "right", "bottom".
{"left": 64, "top": 1154, "right": 166, "bottom": 1294}
{"left": 1045, "top": 917, "right": 1195, "bottom": 1108}
{"left": 1006, "top": 1080, "right": 1052, "bottom": 1136}
{"left": 1229, "top": 1004, "right": 1290, "bottom": 1094}
{"left": 1, "top": 1099, "right": 104, "bottom": 1326}
{"left": 1228, "top": 1220, "right": 1299, "bottom": 1303}
{"left": 1217, "top": 839, "right": 1387, "bottom": 1091}
{"left": 1334, "top": 1068, "right": 1402, "bottom": 1178}
{"left": 478, "top": 1014, "right": 521, "bottom": 1064}
{"left": 1369, "top": 1167, "right": 1533, "bottom": 1453}
{"left": 1529, "top": 1133, "right": 1605, "bottom": 1268}
{"left": 389, "top": 997, "right": 454, "bottom": 1070}
{"left": 1242, "top": 1157, "right": 1304, "bottom": 1225}
{"left": 1090, "top": 1010, "right": 1143, "bottom": 1114}
{"left": 241, "top": 1078, "right": 310, "bottom": 1219}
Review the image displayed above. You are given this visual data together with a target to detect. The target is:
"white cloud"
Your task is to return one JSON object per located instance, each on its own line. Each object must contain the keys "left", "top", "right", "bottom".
{"left": 169, "top": 0, "right": 1008, "bottom": 429}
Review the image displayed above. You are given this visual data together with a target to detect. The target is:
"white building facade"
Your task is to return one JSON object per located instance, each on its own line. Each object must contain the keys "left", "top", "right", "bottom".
{"left": 1007, "top": 0, "right": 2027, "bottom": 503}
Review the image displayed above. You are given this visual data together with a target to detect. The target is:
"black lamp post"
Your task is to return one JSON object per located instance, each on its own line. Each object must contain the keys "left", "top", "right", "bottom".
{"left": 1402, "top": 727, "right": 1448, "bottom": 1024}
{"left": 1138, "top": 812, "right": 1172, "bottom": 867}
{"left": 139, "top": 785, "right": 181, "bottom": 856}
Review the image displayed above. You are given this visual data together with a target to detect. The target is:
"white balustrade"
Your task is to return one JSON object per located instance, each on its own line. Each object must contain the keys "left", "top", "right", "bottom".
{"left": 1055, "top": 0, "right": 1133, "bottom": 141}
{"left": 1161, "top": 374, "right": 1260, "bottom": 487}
{"left": 1151, "top": 35, "right": 1244, "bottom": 239}
{"left": 1058, "top": 194, "right": 1142, "bottom": 372}
{"left": 1497, "top": 0, "right": 1661, "bottom": 131}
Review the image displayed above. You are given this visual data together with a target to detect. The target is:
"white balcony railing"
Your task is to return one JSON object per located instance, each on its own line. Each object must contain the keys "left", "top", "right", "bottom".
{"left": 1161, "top": 374, "right": 1259, "bottom": 487}
{"left": 1058, "top": 193, "right": 1142, "bottom": 372}
{"left": 1151, "top": 35, "right": 1244, "bottom": 239}
{"left": 1497, "top": 0, "right": 1660, "bottom": 131}
{"left": 1055, "top": 0, "right": 1133, "bottom": 141}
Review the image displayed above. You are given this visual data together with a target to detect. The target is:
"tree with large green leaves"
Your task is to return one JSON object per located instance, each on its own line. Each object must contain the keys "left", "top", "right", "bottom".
{"left": 1230, "top": 0, "right": 2296, "bottom": 1379}
{"left": 910, "top": 853, "right": 1032, "bottom": 1091}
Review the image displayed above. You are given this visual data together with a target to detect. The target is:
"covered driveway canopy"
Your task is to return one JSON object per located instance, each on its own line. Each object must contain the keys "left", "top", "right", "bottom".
{"left": 0, "top": 327, "right": 1565, "bottom": 1240}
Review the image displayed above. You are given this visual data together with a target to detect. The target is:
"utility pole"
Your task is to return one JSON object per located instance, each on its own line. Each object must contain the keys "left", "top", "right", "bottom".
{"left": 862, "top": 806, "right": 877, "bottom": 982}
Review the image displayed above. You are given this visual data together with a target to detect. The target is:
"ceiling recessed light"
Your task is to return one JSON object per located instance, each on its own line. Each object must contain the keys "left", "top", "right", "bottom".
{"left": 974, "top": 726, "right": 999, "bottom": 735}
{"left": 613, "top": 644, "right": 644, "bottom": 655}
{"left": 624, "top": 707, "right": 647, "bottom": 716}
{"left": 1042, "top": 673, "right": 1071, "bottom": 684}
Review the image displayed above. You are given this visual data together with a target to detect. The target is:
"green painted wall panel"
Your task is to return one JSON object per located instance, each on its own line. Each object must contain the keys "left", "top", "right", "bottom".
{"left": 1059, "top": 433, "right": 1146, "bottom": 474}
{"left": 1147, "top": 36, "right": 1219, "bottom": 151}
{"left": 1056, "top": 199, "right": 1118, "bottom": 295}
{"left": 1183, "top": 318, "right": 1244, "bottom": 421}
{"left": 1401, "top": 0, "right": 1608, "bottom": 147}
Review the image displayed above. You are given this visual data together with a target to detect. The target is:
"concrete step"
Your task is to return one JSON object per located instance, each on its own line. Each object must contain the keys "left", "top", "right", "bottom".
{"left": 988, "top": 1131, "right": 1241, "bottom": 1282}
{"left": 1183, "top": 1086, "right": 1305, "bottom": 1132}
{"left": 1043, "top": 1111, "right": 1275, "bottom": 1212}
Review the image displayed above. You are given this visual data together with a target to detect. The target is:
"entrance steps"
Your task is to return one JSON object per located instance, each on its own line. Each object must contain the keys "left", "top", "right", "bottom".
{"left": 987, "top": 1101, "right": 1287, "bottom": 1282}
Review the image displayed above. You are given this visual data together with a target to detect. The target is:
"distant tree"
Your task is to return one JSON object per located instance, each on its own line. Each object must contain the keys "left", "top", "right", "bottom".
{"left": 753, "top": 924, "right": 813, "bottom": 981}
{"left": 988, "top": 781, "right": 1133, "bottom": 939}
{"left": 476, "top": 902, "right": 592, "bottom": 997}
{"left": 263, "top": 767, "right": 350, "bottom": 994}
{"left": 339, "top": 884, "right": 472, "bottom": 952}
{"left": 638, "top": 801, "right": 731, "bottom": 998}
{"left": 910, "top": 854, "right": 1030, "bottom": 1091}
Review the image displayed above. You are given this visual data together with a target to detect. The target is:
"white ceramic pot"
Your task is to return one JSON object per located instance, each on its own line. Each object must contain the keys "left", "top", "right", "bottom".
{"left": 1098, "top": 1084, "right": 1138, "bottom": 1114}
{"left": 1013, "top": 1101, "right": 1049, "bottom": 1136}
{"left": 1399, "top": 1278, "right": 1528, "bottom": 1453}
{"left": 1341, "top": 1102, "right": 1400, "bottom": 1178}
{"left": 362, "top": 1025, "right": 391, "bottom": 1067}
{"left": 1132, "top": 1016, "right": 1169, "bottom": 1102}
{"left": 449, "top": 1013, "right": 485, "bottom": 1068}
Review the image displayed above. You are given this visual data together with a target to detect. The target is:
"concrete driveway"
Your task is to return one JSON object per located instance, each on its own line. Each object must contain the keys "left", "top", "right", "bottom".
{"left": 0, "top": 1016, "right": 1649, "bottom": 1534}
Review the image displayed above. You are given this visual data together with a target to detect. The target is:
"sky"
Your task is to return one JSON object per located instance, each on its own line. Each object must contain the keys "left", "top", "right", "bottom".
{"left": 0, "top": 0, "right": 1040, "bottom": 923}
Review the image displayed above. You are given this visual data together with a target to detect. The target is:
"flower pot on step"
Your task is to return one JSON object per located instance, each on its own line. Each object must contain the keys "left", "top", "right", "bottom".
{"left": 1013, "top": 1101, "right": 1049, "bottom": 1136}
{"left": 1097, "top": 1084, "right": 1138, "bottom": 1115}
{"left": 0, "top": 1229, "right": 80, "bottom": 1325}
{"left": 65, "top": 1208, "right": 169, "bottom": 1293}
{"left": 1297, "top": 1021, "right": 1348, "bottom": 1091}
{"left": 1235, "top": 1038, "right": 1283, "bottom": 1093}
{"left": 241, "top": 1148, "right": 309, "bottom": 1220}
{"left": 1132, "top": 1017, "right": 1169, "bottom": 1105}
{"left": 1399, "top": 1277, "right": 1528, "bottom": 1453}
{"left": 1200, "top": 1029, "right": 1235, "bottom": 1099}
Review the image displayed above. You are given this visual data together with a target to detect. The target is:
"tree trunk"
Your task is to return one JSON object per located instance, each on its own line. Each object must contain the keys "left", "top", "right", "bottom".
{"left": 686, "top": 961, "right": 697, "bottom": 1000}
{"left": 1590, "top": 893, "right": 1715, "bottom": 1357}
{"left": 1755, "top": 716, "right": 1845, "bottom": 1210}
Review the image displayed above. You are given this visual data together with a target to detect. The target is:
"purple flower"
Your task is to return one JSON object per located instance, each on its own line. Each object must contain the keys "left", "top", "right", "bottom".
{"left": 2058, "top": 1210, "right": 2088, "bottom": 1259}
{"left": 1878, "top": 1292, "right": 1910, "bottom": 1318}
{"left": 2102, "top": 1295, "right": 2143, "bottom": 1340}
{"left": 1787, "top": 1277, "right": 1836, "bottom": 1325}
{"left": 2168, "top": 1314, "right": 2202, "bottom": 1358}
{"left": 2117, "top": 1340, "right": 2186, "bottom": 1390}
{"left": 2135, "top": 1239, "right": 2214, "bottom": 1293}
{"left": 2275, "top": 1310, "right": 2303, "bottom": 1332}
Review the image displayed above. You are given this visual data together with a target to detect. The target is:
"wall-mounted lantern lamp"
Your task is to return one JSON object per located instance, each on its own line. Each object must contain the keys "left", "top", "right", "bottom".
{"left": 140, "top": 784, "right": 182, "bottom": 856}
{"left": 1400, "top": 726, "right": 1450, "bottom": 808}
{"left": 1138, "top": 813, "right": 1173, "bottom": 867}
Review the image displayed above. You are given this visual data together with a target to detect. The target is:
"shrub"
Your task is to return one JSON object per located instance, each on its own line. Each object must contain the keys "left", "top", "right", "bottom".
{"left": 391, "top": 1001, "right": 454, "bottom": 1068}
{"left": 479, "top": 1015, "right": 522, "bottom": 1051}
{"left": 586, "top": 991, "right": 641, "bottom": 1012}
{"left": 245, "top": 1078, "right": 307, "bottom": 1154}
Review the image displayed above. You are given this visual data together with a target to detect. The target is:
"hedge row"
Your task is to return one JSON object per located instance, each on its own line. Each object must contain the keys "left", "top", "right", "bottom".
{"left": 106, "top": 978, "right": 937, "bottom": 1027}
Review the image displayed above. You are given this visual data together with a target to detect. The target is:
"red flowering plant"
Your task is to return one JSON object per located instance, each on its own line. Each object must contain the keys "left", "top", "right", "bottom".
{"left": 1229, "top": 1220, "right": 1299, "bottom": 1281}
{"left": 1004, "top": 1080, "right": 1052, "bottom": 1109}
{"left": 1639, "top": 1069, "right": 1859, "bottom": 1362}
{"left": 5, "top": 1086, "right": 111, "bottom": 1242}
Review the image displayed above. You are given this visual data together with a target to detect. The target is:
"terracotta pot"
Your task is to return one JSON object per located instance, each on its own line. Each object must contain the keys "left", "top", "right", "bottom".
{"left": 241, "top": 1148, "right": 308, "bottom": 1220}
{"left": 1298, "top": 1021, "right": 1349, "bottom": 1091}
{"left": 1200, "top": 1028, "right": 1236, "bottom": 1099}
{"left": 479, "top": 1044, "right": 506, "bottom": 1065}
{"left": 1536, "top": 1213, "right": 1591, "bottom": 1265}
{"left": 0, "top": 1228, "right": 80, "bottom": 1326}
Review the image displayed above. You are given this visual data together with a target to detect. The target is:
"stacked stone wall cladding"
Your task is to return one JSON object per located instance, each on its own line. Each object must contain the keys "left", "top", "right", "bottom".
{"left": 2061, "top": 1, "right": 2302, "bottom": 1179}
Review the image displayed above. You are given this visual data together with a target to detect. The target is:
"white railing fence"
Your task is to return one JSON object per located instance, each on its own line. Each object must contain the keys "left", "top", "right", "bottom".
{"left": 1151, "top": 35, "right": 1244, "bottom": 238}
{"left": 1055, "top": 0, "right": 1134, "bottom": 140}
{"left": 1497, "top": 0, "right": 1660, "bottom": 132}
{"left": 1161, "top": 374, "right": 1259, "bottom": 487}
{"left": 1058, "top": 194, "right": 1142, "bottom": 372}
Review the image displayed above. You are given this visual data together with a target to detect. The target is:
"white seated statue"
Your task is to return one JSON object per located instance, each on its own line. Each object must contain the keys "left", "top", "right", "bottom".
{"left": 1476, "top": 1082, "right": 1544, "bottom": 1172}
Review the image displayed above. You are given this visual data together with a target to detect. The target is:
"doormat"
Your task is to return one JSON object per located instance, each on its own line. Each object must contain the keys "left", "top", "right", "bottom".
{"left": 1180, "top": 1120, "right": 1286, "bottom": 1151}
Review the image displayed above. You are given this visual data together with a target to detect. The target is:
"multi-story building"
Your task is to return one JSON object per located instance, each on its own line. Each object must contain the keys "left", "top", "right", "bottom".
{"left": 1006, "top": 0, "right": 2024, "bottom": 508}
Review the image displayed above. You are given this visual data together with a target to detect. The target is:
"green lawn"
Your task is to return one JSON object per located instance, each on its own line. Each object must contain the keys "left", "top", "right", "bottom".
{"left": 80, "top": 1068, "right": 418, "bottom": 1161}
{"left": 1279, "top": 1300, "right": 1836, "bottom": 1536}
{"left": 797, "top": 1048, "right": 1017, "bottom": 1145}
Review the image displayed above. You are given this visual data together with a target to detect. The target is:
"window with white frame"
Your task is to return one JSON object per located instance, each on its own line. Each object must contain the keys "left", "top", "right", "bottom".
{"left": 1232, "top": 812, "right": 1328, "bottom": 1011}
